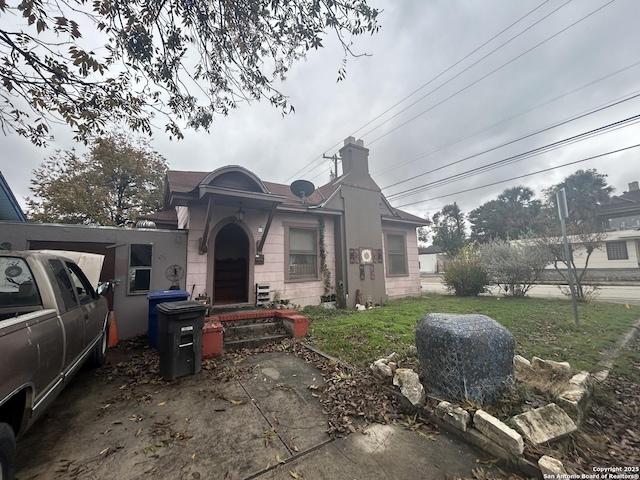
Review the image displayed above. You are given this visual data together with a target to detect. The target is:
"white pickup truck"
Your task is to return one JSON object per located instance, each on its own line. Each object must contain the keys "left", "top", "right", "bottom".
{"left": 0, "top": 251, "right": 111, "bottom": 480}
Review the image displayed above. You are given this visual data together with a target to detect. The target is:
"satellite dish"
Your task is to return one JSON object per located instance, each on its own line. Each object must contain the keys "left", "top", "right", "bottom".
{"left": 290, "top": 180, "right": 315, "bottom": 204}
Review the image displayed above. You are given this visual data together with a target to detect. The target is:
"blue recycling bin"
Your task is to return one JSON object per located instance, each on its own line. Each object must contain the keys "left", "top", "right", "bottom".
{"left": 147, "top": 290, "right": 190, "bottom": 349}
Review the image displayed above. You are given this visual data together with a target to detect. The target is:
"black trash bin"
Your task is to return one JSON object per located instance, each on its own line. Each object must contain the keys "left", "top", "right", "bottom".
{"left": 156, "top": 300, "right": 207, "bottom": 381}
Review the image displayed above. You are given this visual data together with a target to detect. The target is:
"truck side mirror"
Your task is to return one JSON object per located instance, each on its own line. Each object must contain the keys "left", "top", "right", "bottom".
{"left": 97, "top": 281, "right": 114, "bottom": 296}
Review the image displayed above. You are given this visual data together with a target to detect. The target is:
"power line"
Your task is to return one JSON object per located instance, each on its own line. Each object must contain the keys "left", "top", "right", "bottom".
{"left": 345, "top": 0, "right": 555, "bottom": 139}
{"left": 282, "top": 0, "right": 554, "bottom": 184}
{"left": 310, "top": 0, "right": 617, "bottom": 184}
{"left": 382, "top": 90, "right": 640, "bottom": 193}
{"left": 371, "top": 59, "right": 640, "bottom": 178}
{"left": 358, "top": 0, "right": 573, "bottom": 142}
{"left": 393, "top": 143, "right": 640, "bottom": 209}
{"left": 403, "top": 118, "right": 640, "bottom": 195}
{"left": 366, "top": 0, "right": 615, "bottom": 146}
{"left": 387, "top": 114, "right": 640, "bottom": 201}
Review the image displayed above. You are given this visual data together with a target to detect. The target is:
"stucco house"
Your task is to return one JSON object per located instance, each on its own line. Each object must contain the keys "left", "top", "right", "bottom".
{"left": 161, "top": 137, "right": 426, "bottom": 308}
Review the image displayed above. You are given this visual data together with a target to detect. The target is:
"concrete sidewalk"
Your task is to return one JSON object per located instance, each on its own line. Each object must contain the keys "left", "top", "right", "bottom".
{"left": 16, "top": 349, "right": 516, "bottom": 480}
{"left": 224, "top": 353, "right": 509, "bottom": 480}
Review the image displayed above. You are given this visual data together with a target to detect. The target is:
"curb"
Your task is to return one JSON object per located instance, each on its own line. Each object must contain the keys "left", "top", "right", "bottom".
{"left": 592, "top": 316, "right": 640, "bottom": 382}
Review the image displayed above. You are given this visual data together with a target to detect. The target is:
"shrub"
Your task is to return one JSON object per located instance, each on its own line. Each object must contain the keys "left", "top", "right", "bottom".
{"left": 442, "top": 247, "right": 489, "bottom": 296}
{"left": 479, "top": 236, "right": 551, "bottom": 297}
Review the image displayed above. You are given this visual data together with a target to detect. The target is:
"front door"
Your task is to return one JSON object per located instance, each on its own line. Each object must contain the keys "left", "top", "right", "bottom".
{"left": 213, "top": 223, "right": 249, "bottom": 304}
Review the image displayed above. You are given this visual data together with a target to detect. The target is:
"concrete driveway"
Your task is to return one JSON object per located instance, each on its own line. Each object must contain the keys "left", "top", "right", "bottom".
{"left": 16, "top": 345, "right": 517, "bottom": 480}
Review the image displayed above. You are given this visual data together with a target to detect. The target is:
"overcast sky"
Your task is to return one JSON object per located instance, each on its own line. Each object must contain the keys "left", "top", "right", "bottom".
{"left": 2, "top": 0, "right": 640, "bottom": 224}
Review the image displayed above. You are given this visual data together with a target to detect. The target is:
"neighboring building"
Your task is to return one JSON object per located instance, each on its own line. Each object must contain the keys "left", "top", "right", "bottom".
{"left": 418, "top": 245, "right": 448, "bottom": 274}
{"left": 542, "top": 229, "right": 640, "bottom": 281}
{"left": 163, "top": 137, "right": 426, "bottom": 308}
{"left": 0, "top": 171, "right": 26, "bottom": 223}
{"left": 598, "top": 181, "right": 640, "bottom": 231}
{"left": 0, "top": 222, "right": 188, "bottom": 339}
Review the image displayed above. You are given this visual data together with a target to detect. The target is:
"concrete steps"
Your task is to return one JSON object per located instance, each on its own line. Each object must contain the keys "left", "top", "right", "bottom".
{"left": 203, "top": 310, "right": 309, "bottom": 357}
{"left": 222, "top": 316, "right": 290, "bottom": 351}
{"left": 224, "top": 321, "right": 282, "bottom": 338}
{"left": 224, "top": 333, "right": 291, "bottom": 351}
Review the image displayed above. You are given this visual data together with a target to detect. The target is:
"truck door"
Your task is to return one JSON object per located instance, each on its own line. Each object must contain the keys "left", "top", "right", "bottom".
{"left": 0, "top": 256, "right": 64, "bottom": 405}
{"left": 65, "top": 261, "right": 103, "bottom": 349}
{"left": 48, "top": 259, "right": 85, "bottom": 368}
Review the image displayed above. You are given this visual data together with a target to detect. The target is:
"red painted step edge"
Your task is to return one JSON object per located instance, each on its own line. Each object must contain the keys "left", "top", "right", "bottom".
{"left": 203, "top": 310, "right": 309, "bottom": 358}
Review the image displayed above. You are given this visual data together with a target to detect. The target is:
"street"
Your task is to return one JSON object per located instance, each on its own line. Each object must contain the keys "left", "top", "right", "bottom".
{"left": 420, "top": 275, "right": 640, "bottom": 305}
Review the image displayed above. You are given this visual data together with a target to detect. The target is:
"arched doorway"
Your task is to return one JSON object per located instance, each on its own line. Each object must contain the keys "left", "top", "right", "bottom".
{"left": 213, "top": 223, "right": 250, "bottom": 304}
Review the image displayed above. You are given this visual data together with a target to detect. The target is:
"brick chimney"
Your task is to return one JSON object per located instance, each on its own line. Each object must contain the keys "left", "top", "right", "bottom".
{"left": 340, "top": 136, "right": 369, "bottom": 177}
{"left": 338, "top": 137, "right": 379, "bottom": 190}
{"left": 629, "top": 181, "right": 639, "bottom": 191}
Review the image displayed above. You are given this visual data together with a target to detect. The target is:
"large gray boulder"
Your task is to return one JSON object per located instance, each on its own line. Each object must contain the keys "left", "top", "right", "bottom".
{"left": 415, "top": 313, "right": 515, "bottom": 404}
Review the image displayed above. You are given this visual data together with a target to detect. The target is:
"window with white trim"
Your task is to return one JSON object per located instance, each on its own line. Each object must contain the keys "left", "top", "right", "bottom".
{"left": 606, "top": 241, "right": 628, "bottom": 260}
{"left": 286, "top": 227, "right": 318, "bottom": 281}
{"left": 385, "top": 232, "right": 408, "bottom": 276}
{"left": 129, "top": 244, "right": 153, "bottom": 293}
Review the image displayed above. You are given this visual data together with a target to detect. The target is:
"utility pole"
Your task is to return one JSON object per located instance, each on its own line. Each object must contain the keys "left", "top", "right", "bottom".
{"left": 323, "top": 153, "right": 340, "bottom": 179}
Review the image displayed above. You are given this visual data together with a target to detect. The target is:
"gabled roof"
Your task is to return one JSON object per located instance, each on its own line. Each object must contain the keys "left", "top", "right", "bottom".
{"left": 0, "top": 171, "right": 27, "bottom": 222}
{"left": 418, "top": 245, "right": 444, "bottom": 255}
{"left": 598, "top": 185, "right": 640, "bottom": 217}
{"left": 165, "top": 167, "right": 427, "bottom": 226}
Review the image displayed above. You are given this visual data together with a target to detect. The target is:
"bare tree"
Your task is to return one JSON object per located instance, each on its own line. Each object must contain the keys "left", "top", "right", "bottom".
{"left": 535, "top": 224, "right": 606, "bottom": 300}
{"left": 479, "top": 234, "right": 551, "bottom": 297}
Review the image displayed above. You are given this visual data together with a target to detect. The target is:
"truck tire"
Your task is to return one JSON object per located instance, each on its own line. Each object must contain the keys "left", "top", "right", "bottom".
{"left": 89, "top": 319, "right": 109, "bottom": 368}
{"left": 0, "top": 422, "right": 16, "bottom": 480}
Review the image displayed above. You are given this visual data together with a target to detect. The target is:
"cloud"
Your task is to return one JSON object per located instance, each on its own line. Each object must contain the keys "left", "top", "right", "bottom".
{"left": 2, "top": 0, "right": 639, "bottom": 220}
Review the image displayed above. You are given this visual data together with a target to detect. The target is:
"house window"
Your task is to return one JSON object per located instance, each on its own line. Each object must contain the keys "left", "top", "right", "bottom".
{"left": 286, "top": 227, "right": 318, "bottom": 281}
{"left": 606, "top": 241, "right": 628, "bottom": 260}
{"left": 386, "top": 232, "right": 408, "bottom": 276}
{"left": 129, "top": 244, "right": 153, "bottom": 293}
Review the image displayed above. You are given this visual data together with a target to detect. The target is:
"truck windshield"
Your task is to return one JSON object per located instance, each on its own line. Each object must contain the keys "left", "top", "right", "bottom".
{"left": 0, "top": 257, "right": 41, "bottom": 308}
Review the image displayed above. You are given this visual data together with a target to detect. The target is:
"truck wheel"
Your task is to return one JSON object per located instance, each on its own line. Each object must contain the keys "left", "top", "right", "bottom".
{"left": 0, "top": 422, "right": 16, "bottom": 480}
{"left": 89, "top": 319, "right": 109, "bottom": 368}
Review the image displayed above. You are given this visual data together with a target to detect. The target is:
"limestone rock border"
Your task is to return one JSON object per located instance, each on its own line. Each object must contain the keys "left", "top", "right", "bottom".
{"left": 318, "top": 346, "right": 608, "bottom": 478}
{"left": 379, "top": 353, "right": 600, "bottom": 478}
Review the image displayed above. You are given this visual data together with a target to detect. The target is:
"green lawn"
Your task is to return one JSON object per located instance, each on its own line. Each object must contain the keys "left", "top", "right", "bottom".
{"left": 303, "top": 294, "right": 640, "bottom": 373}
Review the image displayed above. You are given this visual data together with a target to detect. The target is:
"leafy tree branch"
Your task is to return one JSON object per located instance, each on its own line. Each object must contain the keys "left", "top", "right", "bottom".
{"left": 0, "top": 0, "right": 380, "bottom": 144}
